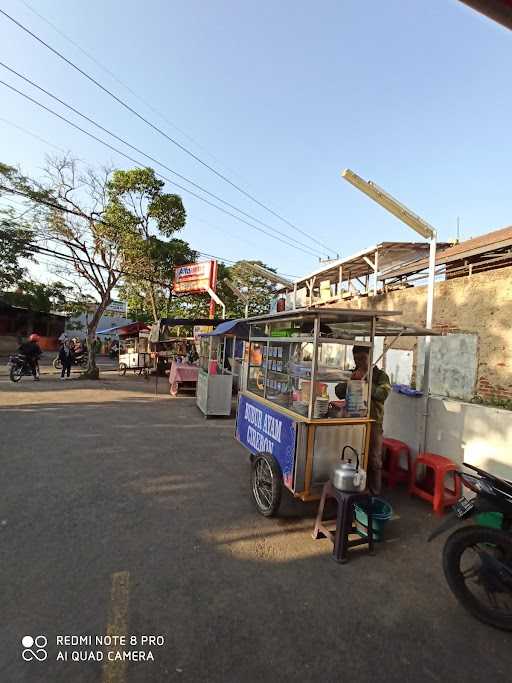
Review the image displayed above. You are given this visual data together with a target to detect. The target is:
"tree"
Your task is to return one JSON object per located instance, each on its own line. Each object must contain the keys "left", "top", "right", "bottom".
{"left": 0, "top": 207, "right": 33, "bottom": 290}
{"left": 2, "top": 280, "right": 71, "bottom": 313}
{"left": 105, "top": 168, "right": 194, "bottom": 322}
{"left": 0, "top": 156, "right": 132, "bottom": 378}
{"left": 166, "top": 260, "right": 278, "bottom": 319}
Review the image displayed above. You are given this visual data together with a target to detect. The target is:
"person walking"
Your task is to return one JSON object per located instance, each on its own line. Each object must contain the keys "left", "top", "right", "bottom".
{"left": 58, "top": 340, "right": 74, "bottom": 380}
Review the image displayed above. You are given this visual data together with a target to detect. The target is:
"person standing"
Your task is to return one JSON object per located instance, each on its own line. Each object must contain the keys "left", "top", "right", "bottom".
{"left": 336, "top": 345, "right": 391, "bottom": 495}
{"left": 59, "top": 340, "right": 74, "bottom": 380}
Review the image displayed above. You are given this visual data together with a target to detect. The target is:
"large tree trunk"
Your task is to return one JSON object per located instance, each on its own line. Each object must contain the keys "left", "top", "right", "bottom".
{"left": 82, "top": 295, "right": 111, "bottom": 379}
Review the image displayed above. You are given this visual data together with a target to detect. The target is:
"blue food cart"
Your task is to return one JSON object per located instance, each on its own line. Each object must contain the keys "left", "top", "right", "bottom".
{"left": 235, "top": 307, "right": 425, "bottom": 516}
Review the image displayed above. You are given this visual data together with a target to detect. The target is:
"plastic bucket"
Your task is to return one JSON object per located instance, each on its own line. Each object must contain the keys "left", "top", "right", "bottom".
{"left": 354, "top": 497, "right": 393, "bottom": 542}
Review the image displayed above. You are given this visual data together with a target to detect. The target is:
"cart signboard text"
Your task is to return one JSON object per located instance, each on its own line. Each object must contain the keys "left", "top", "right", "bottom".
{"left": 236, "top": 394, "right": 296, "bottom": 488}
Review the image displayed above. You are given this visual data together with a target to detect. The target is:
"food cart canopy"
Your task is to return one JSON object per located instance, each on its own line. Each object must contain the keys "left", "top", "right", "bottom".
{"left": 244, "top": 307, "right": 438, "bottom": 337}
{"left": 204, "top": 319, "right": 250, "bottom": 339}
{"left": 97, "top": 321, "right": 149, "bottom": 336}
{"left": 245, "top": 307, "right": 401, "bottom": 324}
{"left": 149, "top": 317, "right": 233, "bottom": 343}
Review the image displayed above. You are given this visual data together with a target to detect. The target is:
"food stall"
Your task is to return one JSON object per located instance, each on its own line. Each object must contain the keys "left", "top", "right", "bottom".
{"left": 196, "top": 319, "right": 248, "bottom": 417}
{"left": 235, "top": 308, "right": 435, "bottom": 516}
{"left": 118, "top": 327, "right": 151, "bottom": 377}
{"left": 147, "top": 317, "right": 230, "bottom": 394}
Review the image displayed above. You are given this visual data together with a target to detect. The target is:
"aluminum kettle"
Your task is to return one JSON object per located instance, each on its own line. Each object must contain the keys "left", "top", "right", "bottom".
{"left": 331, "top": 445, "right": 367, "bottom": 492}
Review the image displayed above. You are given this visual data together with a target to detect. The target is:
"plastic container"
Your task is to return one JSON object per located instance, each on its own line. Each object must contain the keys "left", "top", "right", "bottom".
{"left": 354, "top": 497, "right": 393, "bottom": 542}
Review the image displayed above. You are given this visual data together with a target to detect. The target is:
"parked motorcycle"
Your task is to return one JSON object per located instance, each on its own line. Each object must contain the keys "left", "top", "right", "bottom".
{"left": 428, "top": 462, "right": 512, "bottom": 630}
{"left": 8, "top": 354, "right": 40, "bottom": 382}
{"left": 52, "top": 352, "right": 88, "bottom": 370}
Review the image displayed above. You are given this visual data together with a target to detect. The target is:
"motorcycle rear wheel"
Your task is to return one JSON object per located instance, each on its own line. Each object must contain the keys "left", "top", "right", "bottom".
{"left": 443, "top": 525, "right": 512, "bottom": 630}
{"left": 53, "top": 357, "right": 62, "bottom": 370}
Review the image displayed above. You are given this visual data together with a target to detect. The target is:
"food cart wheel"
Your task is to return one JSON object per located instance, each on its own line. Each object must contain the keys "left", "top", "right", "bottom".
{"left": 251, "top": 453, "right": 282, "bottom": 517}
{"left": 118, "top": 363, "right": 127, "bottom": 376}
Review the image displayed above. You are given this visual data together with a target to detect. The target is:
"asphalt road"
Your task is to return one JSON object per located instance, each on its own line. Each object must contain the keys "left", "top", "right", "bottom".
{"left": 0, "top": 372, "right": 510, "bottom": 682}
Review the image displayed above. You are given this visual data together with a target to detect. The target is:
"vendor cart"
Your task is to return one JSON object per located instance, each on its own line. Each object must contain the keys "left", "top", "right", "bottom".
{"left": 235, "top": 307, "right": 433, "bottom": 516}
{"left": 196, "top": 319, "right": 248, "bottom": 417}
{"left": 118, "top": 327, "right": 151, "bottom": 377}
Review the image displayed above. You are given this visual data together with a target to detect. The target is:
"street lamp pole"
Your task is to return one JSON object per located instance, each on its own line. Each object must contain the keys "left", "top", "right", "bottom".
{"left": 341, "top": 169, "right": 437, "bottom": 453}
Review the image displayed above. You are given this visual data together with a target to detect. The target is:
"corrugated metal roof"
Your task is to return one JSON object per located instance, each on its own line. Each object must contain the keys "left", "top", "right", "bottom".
{"left": 382, "top": 225, "right": 512, "bottom": 279}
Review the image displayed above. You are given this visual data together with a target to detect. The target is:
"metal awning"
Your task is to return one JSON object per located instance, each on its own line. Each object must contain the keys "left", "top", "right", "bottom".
{"left": 203, "top": 319, "right": 250, "bottom": 339}
{"left": 97, "top": 322, "right": 149, "bottom": 336}
{"left": 245, "top": 307, "right": 402, "bottom": 324}
{"left": 374, "top": 319, "right": 438, "bottom": 337}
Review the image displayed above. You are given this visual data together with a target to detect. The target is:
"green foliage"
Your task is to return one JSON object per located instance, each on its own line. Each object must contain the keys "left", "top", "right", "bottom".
{"left": 106, "top": 167, "right": 192, "bottom": 322}
{"left": 0, "top": 208, "right": 34, "bottom": 289}
{"left": 165, "top": 260, "right": 277, "bottom": 319}
{"left": 2, "top": 280, "right": 71, "bottom": 313}
{"left": 471, "top": 394, "right": 512, "bottom": 411}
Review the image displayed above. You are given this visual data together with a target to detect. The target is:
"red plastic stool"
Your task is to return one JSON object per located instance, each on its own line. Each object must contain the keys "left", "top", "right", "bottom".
{"left": 409, "top": 453, "right": 461, "bottom": 515}
{"left": 382, "top": 438, "right": 411, "bottom": 489}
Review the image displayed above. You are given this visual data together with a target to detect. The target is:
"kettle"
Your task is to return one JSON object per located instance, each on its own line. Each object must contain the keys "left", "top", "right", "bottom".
{"left": 331, "top": 445, "right": 367, "bottom": 492}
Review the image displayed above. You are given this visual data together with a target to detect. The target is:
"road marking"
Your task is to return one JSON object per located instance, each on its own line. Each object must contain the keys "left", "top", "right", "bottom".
{"left": 102, "top": 571, "right": 130, "bottom": 683}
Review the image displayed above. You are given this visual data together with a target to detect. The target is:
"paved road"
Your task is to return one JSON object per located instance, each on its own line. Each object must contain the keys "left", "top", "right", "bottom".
{"left": 0, "top": 373, "right": 510, "bottom": 682}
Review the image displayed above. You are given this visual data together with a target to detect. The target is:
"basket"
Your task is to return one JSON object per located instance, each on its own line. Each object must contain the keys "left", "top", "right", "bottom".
{"left": 354, "top": 497, "right": 393, "bottom": 542}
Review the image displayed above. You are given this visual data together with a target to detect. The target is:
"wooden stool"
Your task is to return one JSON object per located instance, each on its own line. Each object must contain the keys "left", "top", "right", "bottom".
{"left": 312, "top": 481, "right": 374, "bottom": 563}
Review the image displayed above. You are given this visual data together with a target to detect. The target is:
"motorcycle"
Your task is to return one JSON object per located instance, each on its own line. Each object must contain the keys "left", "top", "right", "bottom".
{"left": 428, "top": 462, "right": 512, "bottom": 630}
{"left": 8, "top": 354, "right": 40, "bottom": 382}
{"left": 52, "top": 351, "right": 88, "bottom": 370}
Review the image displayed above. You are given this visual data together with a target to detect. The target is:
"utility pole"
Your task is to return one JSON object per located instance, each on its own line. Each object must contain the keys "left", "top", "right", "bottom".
{"left": 342, "top": 169, "right": 437, "bottom": 453}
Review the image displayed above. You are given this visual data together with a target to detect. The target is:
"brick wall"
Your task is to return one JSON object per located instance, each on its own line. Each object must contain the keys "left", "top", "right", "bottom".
{"left": 327, "top": 265, "right": 512, "bottom": 400}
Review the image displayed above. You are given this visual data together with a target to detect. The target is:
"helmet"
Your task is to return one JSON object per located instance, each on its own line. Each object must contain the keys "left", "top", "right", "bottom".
{"left": 29, "top": 334, "right": 40, "bottom": 342}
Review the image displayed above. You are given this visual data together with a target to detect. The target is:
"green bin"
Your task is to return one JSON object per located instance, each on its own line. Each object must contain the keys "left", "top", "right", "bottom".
{"left": 354, "top": 497, "right": 393, "bottom": 542}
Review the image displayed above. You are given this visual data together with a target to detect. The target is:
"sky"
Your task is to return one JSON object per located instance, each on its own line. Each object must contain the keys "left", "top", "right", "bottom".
{"left": 1, "top": 0, "right": 511, "bottom": 283}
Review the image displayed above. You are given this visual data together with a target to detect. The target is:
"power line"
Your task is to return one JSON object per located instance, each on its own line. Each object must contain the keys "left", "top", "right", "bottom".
{"left": 0, "top": 7, "right": 336, "bottom": 255}
{"left": 0, "top": 79, "right": 320, "bottom": 259}
{"left": 0, "top": 62, "right": 324, "bottom": 258}
{"left": 1, "top": 192, "right": 296, "bottom": 281}
{"left": 19, "top": 0, "right": 248, "bottom": 179}
{"left": 0, "top": 114, "right": 68, "bottom": 153}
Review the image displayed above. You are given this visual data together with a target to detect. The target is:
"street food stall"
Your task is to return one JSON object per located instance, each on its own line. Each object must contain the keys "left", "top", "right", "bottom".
{"left": 148, "top": 317, "right": 230, "bottom": 394}
{"left": 235, "top": 308, "right": 435, "bottom": 516}
{"left": 196, "top": 319, "right": 248, "bottom": 417}
{"left": 118, "top": 327, "right": 151, "bottom": 377}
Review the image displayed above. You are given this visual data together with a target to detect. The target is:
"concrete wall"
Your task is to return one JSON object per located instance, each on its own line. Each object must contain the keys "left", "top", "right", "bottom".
{"left": 383, "top": 392, "right": 512, "bottom": 481}
{"left": 328, "top": 264, "right": 512, "bottom": 401}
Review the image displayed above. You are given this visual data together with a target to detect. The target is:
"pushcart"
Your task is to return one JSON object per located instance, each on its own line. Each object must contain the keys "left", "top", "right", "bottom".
{"left": 235, "top": 307, "right": 433, "bottom": 516}
{"left": 196, "top": 319, "right": 248, "bottom": 417}
{"left": 118, "top": 328, "right": 151, "bottom": 378}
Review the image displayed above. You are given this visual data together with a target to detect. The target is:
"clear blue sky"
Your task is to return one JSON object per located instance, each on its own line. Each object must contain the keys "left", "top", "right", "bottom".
{"left": 1, "top": 0, "right": 511, "bottom": 280}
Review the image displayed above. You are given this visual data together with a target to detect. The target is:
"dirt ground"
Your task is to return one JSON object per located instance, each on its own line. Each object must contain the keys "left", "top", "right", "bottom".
{"left": 0, "top": 368, "right": 510, "bottom": 683}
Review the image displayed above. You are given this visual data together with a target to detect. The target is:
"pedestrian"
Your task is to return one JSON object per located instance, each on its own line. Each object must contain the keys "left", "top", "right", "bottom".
{"left": 59, "top": 340, "right": 74, "bottom": 380}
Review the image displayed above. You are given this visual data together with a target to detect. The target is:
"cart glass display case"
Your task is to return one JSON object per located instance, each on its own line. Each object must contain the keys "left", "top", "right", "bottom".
{"left": 196, "top": 334, "right": 235, "bottom": 417}
{"left": 246, "top": 316, "right": 373, "bottom": 420}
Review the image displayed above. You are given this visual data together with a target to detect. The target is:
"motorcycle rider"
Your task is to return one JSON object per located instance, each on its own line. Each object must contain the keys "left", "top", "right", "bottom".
{"left": 17, "top": 333, "right": 42, "bottom": 381}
